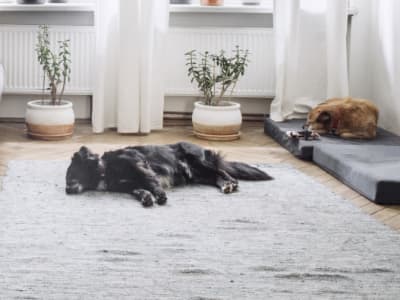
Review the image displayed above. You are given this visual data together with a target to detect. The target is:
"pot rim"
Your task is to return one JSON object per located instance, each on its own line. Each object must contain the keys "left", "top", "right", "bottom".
{"left": 194, "top": 100, "right": 240, "bottom": 111}
{"left": 27, "top": 99, "right": 73, "bottom": 110}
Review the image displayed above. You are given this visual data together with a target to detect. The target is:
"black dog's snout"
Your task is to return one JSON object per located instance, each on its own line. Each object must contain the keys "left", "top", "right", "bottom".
{"left": 65, "top": 186, "right": 77, "bottom": 195}
{"left": 65, "top": 181, "right": 82, "bottom": 194}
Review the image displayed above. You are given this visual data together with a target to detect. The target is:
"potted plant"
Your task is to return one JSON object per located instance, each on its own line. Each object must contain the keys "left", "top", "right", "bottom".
{"left": 185, "top": 46, "right": 249, "bottom": 141}
{"left": 25, "top": 25, "right": 74, "bottom": 141}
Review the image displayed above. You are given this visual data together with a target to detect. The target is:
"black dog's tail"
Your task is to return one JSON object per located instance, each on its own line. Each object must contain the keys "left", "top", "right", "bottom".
{"left": 223, "top": 161, "right": 273, "bottom": 181}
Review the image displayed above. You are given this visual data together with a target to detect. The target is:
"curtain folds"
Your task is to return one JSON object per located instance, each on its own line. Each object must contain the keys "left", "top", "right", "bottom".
{"left": 271, "top": 0, "right": 349, "bottom": 121}
{"left": 0, "top": 64, "right": 3, "bottom": 101}
{"left": 93, "top": 0, "right": 169, "bottom": 133}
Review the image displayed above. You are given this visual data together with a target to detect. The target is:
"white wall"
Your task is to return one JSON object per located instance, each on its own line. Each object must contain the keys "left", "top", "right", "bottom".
{"left": 2, "top": 1, "right": 399, "bottom": 129}
{"left": 0, "top": 95, "right": 91, "bottom": 120}
{"left": 0, "top": 6, "right": 271, "bottom": 120}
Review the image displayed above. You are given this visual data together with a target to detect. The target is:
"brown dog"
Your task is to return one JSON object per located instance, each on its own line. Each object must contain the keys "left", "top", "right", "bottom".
{"left": 306, "top": 98, "right": 379, "bottom": 139}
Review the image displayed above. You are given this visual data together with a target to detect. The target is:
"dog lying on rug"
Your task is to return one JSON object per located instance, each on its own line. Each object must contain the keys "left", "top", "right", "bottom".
{"left": 306, "top": 97, "right": 379, "bottom": 139}
{"left": 66, "top": 142, "right": 273, "bottom": 207}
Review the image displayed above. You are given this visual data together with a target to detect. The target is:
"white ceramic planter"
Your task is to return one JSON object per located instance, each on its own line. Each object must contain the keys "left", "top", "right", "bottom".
{"left": 25, "top": 99, "right": 75, "bottom": 140}
{"left": 192, "top": 101, "right": 242, "bottom": 141}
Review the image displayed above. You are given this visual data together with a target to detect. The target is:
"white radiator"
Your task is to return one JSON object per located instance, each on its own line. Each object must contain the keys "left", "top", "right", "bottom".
{"left": 0, "top": 25, "right": 95, "bottom": 95}
{"left": 0, "top": 26, "right": 274, "bottom": 98}
{"left": 165, "top": 27, "right": 274, "bottom": 98}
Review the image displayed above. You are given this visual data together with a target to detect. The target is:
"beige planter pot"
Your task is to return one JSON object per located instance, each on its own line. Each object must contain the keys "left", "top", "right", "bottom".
{"left": 25, "top": 100, "right": 75, "bottom": 141}
{"left": 192, "top": 101, "right": 242, "bottom": 141}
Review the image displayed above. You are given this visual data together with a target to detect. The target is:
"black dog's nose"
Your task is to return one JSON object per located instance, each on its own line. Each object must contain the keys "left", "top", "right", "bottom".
{"left": 66, "top": 186, "right": 77, "bottom": 194}
{"left": 65, "top": 183, "right": 82, "bottom": 194}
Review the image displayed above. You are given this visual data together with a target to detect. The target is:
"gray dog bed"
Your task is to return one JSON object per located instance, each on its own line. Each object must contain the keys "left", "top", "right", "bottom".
{"left": 265, "top": 118, "right": 400, "bottom": 204}
{"left": 264, "top": 118, "right": 400, "bottom": 160}
{"left": 314, "top": 145, "right": 400, "bottom": 204}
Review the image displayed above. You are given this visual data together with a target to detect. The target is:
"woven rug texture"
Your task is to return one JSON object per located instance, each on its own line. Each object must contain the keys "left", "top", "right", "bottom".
{"left": 0, "top": 161, "right": 400, "bottom": 299}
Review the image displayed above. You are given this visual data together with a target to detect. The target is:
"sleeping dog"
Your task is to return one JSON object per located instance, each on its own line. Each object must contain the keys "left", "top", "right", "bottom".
{"left": 66, "top": 142, "right": 272, "bottom": 207}
{"left": 306, "top": 97, "right": 379, "bottom": 139}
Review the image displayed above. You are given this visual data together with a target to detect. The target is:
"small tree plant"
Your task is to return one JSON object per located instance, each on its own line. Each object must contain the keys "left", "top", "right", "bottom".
{"left": 36, "top": 25, "right": 71, "bottom": 105}
{"left": 185, "top": 46, "right": 250, "bottom": 106}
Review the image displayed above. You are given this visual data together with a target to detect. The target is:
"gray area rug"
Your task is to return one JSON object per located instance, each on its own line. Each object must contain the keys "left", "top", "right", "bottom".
{"left": 1, "top": 161, "right": 400, "bottom": 300}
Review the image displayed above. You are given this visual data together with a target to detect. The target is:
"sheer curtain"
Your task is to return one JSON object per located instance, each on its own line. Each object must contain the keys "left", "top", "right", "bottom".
{"left": 271, "top": 0, "right": 349, "bottom": 121}
{"left": 0, "top": 64, "right": 3, "bottom": 102}
{"left": 93, "top": 0, "right": 169, "bottom": 133}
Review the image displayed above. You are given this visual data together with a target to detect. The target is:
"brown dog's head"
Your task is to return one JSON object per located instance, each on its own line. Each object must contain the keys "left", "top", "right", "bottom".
{"left": 306, "top": 107, "right": 332, "bottom": 132}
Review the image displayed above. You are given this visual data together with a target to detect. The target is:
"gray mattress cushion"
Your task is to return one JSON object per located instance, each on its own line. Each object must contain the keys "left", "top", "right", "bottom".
{"left": 313, "top": 145, "right": 400, "bottom": 204}
{"left": 264, "top": 118, "right": 400, "bottom": 160}
{"left": 265, "top": 118, "right": 400, "bottom": 204}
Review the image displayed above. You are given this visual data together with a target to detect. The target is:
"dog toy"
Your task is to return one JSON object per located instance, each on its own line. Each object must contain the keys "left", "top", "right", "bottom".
{"left": 286, "top": 128, "right": 320, "bottom": 141}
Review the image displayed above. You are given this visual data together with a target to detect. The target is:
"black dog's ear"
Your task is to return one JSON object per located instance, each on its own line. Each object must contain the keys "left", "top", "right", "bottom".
{"left": 71, "top": 152, "right": 82, "bottom": 163}
{"left": 317, "top": 111, "right": 331, "bottom": 123}
{"left": 72, "top": 146, "right": 94, "bottom": 162}
{"left": 78, "top": 146, "right": 99, "bottom": 159}
{"left": 79, "top": 146, "right": 91, "bottom": 156}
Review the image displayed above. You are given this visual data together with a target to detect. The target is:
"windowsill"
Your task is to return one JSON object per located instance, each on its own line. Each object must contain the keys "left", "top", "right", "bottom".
{"left": 170, "top": 4, "right": 272, "bottom": 14}
{"left": 0, "top": 3, "right": 95, "bottom": 12}
{"left": 348, "top": 6, "right": 359, "bottom": 16}
{"left": 170, "top": 4, "right": 359, "bottom": 16}
{"left": 0, "top": 3, "right": 358, "bottom": 15}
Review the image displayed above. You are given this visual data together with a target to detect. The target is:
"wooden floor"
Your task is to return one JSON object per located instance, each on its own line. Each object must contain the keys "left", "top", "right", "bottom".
{"left": 1, "top": 121, "right": 400, "bottom": 230}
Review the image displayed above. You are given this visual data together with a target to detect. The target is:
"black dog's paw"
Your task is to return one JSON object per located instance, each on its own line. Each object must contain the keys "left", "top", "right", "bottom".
{"left": 232, "top": 179, "right": 239, "bottom": 192}
{"left": 221, "top": 180, "right": 239, "bottom": 194}
{"left": 132, "top": 189, "right": 155, "bottom": 207}
{"left": 154, "top": 189, "right": 168, "bottom": 206}
{"left": 141, "top": 193, "right": 155, "bottom": 207}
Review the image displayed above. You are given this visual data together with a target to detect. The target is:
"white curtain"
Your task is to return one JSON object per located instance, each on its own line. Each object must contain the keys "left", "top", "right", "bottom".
{"left": 369, "top": 0, "right": 400, "bottom": 134}
{"left": 0, "top": 64, "right": 3, "bottom": 102}
{"left": 271, "top": 0, "right": 349, "bottom": 121}
{"left": 93, "top": 0, "right": 169, "bottom": 133}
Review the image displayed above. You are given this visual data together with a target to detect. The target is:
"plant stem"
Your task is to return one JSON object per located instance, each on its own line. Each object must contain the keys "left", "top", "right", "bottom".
{"left": 229, "top": 80, "right": 238, "bottom": 98}
{"left": 218, "top": 84, "right": 229, "bottom": 104}
{"left": 50, "top": 82, "right": 57, "bottom": 105}
{"left": 41, "top": 72, "right": 45, "bottom": 104}
{"left": 59, "top": 77, "right": 66, "bottom": 104}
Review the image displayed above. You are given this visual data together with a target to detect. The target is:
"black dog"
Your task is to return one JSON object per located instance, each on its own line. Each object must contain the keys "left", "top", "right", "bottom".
{"left": 66, "top": 142, "right": 273, "bottom": 207}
